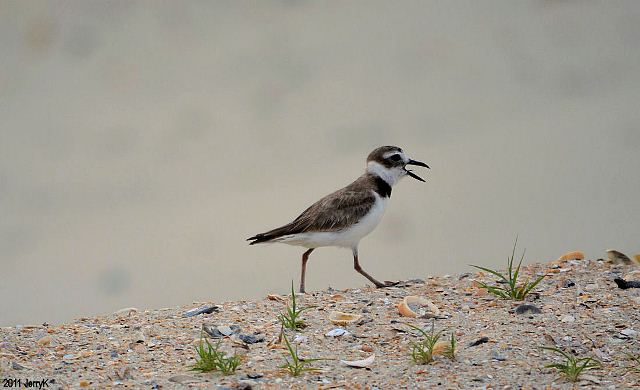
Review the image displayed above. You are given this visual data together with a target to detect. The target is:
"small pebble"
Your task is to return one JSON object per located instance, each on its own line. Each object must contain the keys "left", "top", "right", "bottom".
{"left": 293, "top": 335, "right": 308, "bottom": 343}
{"left": 560, "top": 315, "right": 575, "bottom": 323}
{"left": 584, "top": 283, "right": 598, "bottom": 291}
{"left": 183, "top": 305, "right": 220, "bottom": 317}
{"left": 217, "top": 325, "right": 233, "bottom": 336}
{"left": 168, "top": 375, "right": 200, "bottom": 385}
{"left": 361, "top": 345, "right": 374, "bottom": 352}
{"left": 620, "top": 328, "right": 637, "bottom": 338}
{"left": 579, "top": 374, "right": 601, "bottom": 384}
{"left": 515, "top": 304, "right": 542, "bottom": 315}
{"left": 491, "top": 351, "right": 507, "bottom": 361}
{"left": 614, "top": 278, "right": 640, "bottom": 289}
{"left": 562, "top": 279, "right": 575, "bottom": 288}
{"left": 203, "top": 324, "right": 240, "bottom": 338}
{"left": 63, "top": 353, "right": 77, "bottom": 361}
{"left": 239, "top": 333, "right": 265, "bottom": 344}
{"left": 469, "top": 337, "right": 489, "bottom": 347}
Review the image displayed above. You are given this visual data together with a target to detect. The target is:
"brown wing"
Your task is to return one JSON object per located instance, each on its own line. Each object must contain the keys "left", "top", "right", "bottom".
{"left": 290, "top": 188, "right": 376, "bottom": 232}
{"left": 247, "top": 184, "right": 375, "bottom": 244}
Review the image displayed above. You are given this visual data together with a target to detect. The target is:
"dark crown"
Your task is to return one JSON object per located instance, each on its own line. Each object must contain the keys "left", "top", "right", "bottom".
{"left": 366, "top": 146, "right": 404, "bottom": 167}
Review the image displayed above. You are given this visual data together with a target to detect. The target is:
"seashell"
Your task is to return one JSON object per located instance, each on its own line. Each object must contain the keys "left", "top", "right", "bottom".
{"left": 432, "top": 341, "right": 449, "bottom": 356}
{"left": 329, "top": 311, "right": 362, "bottom": 326}
{"left": 112, "top": 307, "right": 138, "bottom": 317}
{"left": 557, "top": 251, "right": 585, "bottom": 262}
{"left": 397, "top": 296, "right": 440, "bottom": 318}
{"left": 325, "top": 328, "right": 350, "bottom": 337}
{"left": 341, "top": 354, "right": 375, "bottom": 368}
{"left": 634, "top": 254, "right": 640, "bottom": 264}
{"left": 330, "top": 294, "right": 345, "bottom": 301}
{"left": 267, "top": 334, "right": 285, "bottom": 350}
{"left": 267, "top": 294, "right": 285, "bottom": 302}
{"left": 37, "top": 335, "right": 52, "bottom": 346}
{"left": 293, "top": 335, "right": 307, "bottom": 343}
{"left": 606, "top": 249, "right": 632, "bottom": 264}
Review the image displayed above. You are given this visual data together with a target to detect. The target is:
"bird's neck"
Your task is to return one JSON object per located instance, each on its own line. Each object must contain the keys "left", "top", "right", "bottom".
{"left": 366, "top": 161, "right": 404, "bottom": 187}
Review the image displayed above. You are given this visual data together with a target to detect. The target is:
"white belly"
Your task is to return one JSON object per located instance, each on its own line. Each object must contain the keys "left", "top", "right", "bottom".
{"left": 277, "top": 192, "right": 387, "bottom": 249}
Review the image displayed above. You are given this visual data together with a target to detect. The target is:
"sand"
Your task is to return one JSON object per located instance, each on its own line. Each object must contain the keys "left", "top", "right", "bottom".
{"left": 2, "top": 256, "right": 640, "bottom": 389}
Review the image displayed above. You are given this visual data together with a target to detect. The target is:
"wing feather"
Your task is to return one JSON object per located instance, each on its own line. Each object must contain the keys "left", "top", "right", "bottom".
{"left": 247, "top": 183, "right": 376, "bottom": 244}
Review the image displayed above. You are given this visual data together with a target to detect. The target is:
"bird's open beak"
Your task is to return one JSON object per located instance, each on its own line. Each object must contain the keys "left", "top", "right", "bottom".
{"left": 405, "top": 159, "right": 430, "bottom": 182}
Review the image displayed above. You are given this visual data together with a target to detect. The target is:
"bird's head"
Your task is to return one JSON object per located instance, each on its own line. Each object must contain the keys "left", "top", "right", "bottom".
{"left": 365, "top": 146, "right": 429, "bottom": 186}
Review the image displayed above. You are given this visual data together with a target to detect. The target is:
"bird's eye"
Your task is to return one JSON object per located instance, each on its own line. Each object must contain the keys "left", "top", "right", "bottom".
{"left": 388, "top": 154, "right": 402, "bottom": 162}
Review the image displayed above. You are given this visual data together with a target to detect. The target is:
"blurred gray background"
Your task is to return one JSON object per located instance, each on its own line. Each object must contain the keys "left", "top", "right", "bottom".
{"left": 1, "top": 1, "right": 639, "bottom": 326}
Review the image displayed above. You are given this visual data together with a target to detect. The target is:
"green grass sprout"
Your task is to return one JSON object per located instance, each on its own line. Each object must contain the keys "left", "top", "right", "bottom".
{"left": 471, "top": 237, "right": 545, "bottom": 300}
{"left": 277, "top": 281, "right": 313, "bottom": 330}
{"left": 541, "top": 346, "right": 600, "bottom": 382}
{"left": 190, "top": 335, "right": 240, "bottom": 374}
{"left": 443, "top": 333, "right": 456, "bottom": 360}
{"left": 405, "top": 321, "right": 443, "bottom": 365}
{"left": 280, "top": 331, "right": 324, "bottom": 376}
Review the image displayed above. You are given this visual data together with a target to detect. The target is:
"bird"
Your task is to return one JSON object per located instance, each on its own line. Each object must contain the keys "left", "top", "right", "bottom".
{"left": 247, "top": 146, "right": 429, "bottom": 293}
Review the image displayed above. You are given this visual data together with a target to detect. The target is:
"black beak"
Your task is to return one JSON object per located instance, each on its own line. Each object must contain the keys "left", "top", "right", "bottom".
{"left": 407, "top": 159, "right": 430, "bottom": 168}
{"left": 405, "top": 159, "right": 429, "bottom": 182}
{"left": 406, "top": 170, "right": 425, "bottom": 182}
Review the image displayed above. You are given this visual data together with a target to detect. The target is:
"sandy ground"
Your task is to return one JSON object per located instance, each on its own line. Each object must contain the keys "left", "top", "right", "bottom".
{"left": 2, "top": 256, "right": 640, "bottom": 389}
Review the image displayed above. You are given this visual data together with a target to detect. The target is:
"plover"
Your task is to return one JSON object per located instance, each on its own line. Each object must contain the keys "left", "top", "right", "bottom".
{"left": 247, "top": 146, "right": 429, "bottom": 293}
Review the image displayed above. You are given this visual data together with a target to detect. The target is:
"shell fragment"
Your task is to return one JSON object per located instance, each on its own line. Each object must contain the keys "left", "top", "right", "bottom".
{"left": 329, "top": 311, "right": 362, "bottom": 326}
{"left": 341, "top": 354, "right": 375, "bottom": 368}
{"left": 397, "top": 296, "right": 440, "bottom": 318}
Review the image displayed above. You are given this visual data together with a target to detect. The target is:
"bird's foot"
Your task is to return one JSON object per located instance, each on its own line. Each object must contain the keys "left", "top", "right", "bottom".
{"left": 375, "top": 280, "right": 400, "bottom": 288}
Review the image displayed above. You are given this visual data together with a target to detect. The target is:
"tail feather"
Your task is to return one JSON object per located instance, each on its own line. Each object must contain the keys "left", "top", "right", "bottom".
{"left": 247, "top": 223, "right": 300, "bottom": 245}
{"left": 246, "top": 233, "right": 274, "bottom": 245}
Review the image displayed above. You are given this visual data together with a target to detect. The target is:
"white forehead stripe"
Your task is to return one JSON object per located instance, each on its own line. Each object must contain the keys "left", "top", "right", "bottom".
{"left": 382, "top": 150, "right": 402, "bottom": 158}
{"left": 382, "top": 150, "right": 409, "bottom": 163}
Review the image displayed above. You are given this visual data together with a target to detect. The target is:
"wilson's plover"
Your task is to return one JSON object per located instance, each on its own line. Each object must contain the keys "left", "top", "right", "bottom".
{"left": 248, "top": 146, "right": 429, "bottom": 293}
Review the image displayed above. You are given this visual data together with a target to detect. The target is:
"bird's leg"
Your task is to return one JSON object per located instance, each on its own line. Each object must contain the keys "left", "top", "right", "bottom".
{"left": 300, "top": 248, "right": 315, "bottom": 293}
{"left": 352, "top": 248, "right": 397, "bottom": 288}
